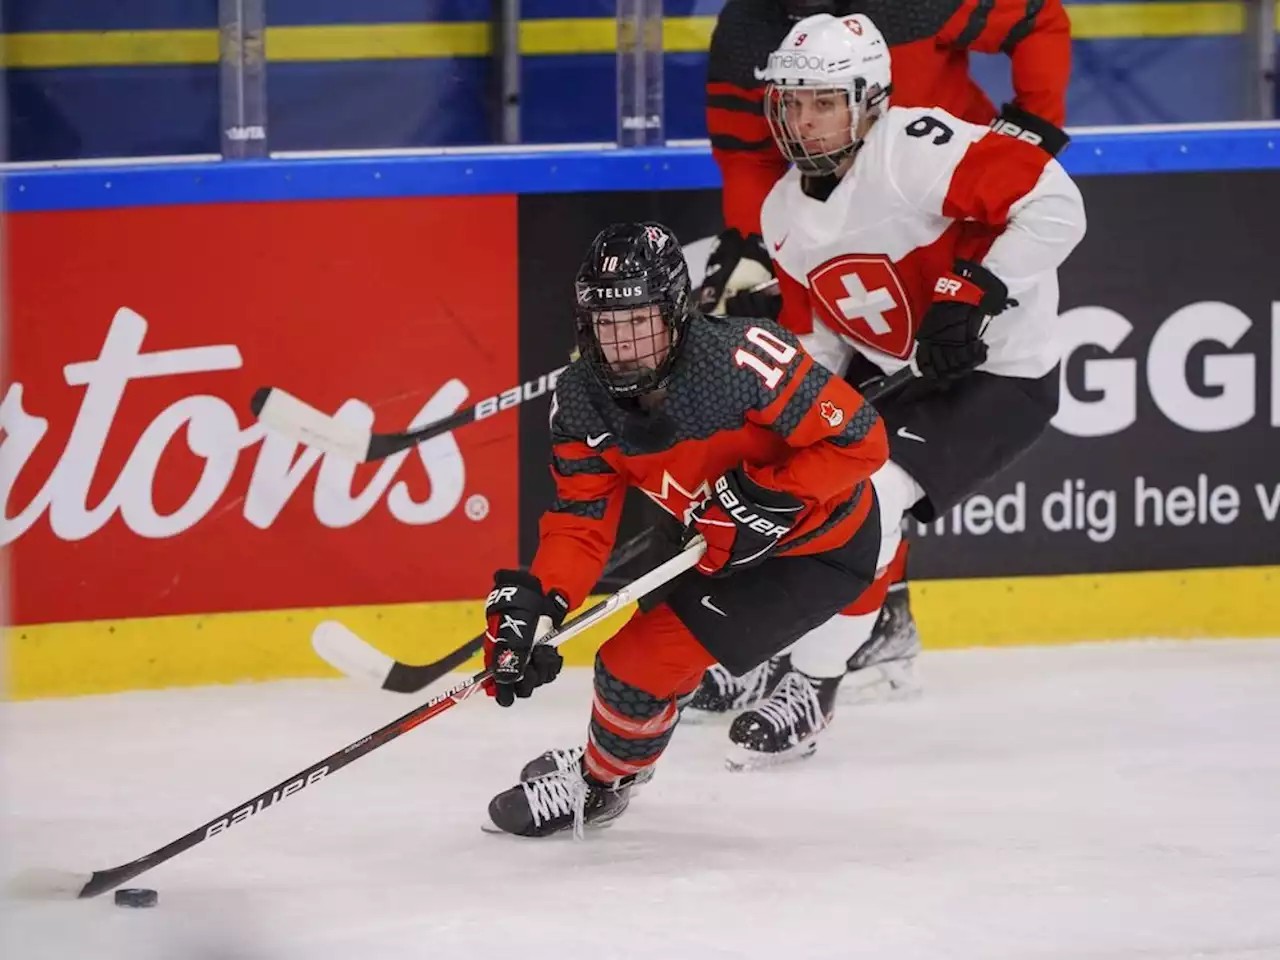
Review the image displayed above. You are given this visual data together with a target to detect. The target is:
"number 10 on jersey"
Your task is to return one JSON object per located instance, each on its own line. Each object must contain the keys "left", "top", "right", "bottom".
{"left": 734, "top": 326, "right": 799, "bottom": 389}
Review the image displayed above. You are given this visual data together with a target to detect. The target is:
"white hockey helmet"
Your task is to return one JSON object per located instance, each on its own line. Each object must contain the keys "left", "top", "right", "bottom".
{"left": 763, "top": 13, "right": 892, "bottom": 174}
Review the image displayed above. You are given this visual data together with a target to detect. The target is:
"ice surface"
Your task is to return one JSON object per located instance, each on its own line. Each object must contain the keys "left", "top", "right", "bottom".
{"left": 4, "top": 640, "right": 1279, "bottom": 960}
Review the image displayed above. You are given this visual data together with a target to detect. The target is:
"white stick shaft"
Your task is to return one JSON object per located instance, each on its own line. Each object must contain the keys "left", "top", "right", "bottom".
{"left": 538, "top": 536, "right": 705, "bottom": 651}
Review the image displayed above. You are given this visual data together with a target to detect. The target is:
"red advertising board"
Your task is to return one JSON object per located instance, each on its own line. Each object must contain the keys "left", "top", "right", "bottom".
{"left": 3, "top": 195, "right": 520, "bottom": 625}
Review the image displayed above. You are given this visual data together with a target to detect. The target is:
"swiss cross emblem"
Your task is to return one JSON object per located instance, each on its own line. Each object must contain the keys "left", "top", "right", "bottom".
{"left": 808, "top": 253, "right": 915, "bottom": 359}
{"left": 819, "top": 400, "right": 845, "bottom": 428}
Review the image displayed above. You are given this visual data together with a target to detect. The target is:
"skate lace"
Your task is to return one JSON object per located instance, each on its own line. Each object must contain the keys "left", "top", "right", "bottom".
{"left": 521, "top": 770, "right": 590, "bottom": 839}
{"left": 547, "top": 746, "right": 585, "bottom": 772}
{"left": 754, "top": 671, "right": 824, "bottom": 736}
{"left": 707, "top": 660, "right": 774, "bottom": 709}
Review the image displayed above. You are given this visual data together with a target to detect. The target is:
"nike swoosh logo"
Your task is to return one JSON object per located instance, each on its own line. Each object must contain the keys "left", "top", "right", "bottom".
{"left": 586, "top": 432, "right": 612, "bottom": 448}
{"left": 700, "top": 595, "right": 728, "bottom": 617}
{"left": 773, "top": 234, "right": 788, "bottom": 252}
{"left": 896, "top": 427, "right": 926, "bottom": 443}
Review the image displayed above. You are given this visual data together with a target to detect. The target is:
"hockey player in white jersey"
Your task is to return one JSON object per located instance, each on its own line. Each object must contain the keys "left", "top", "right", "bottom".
{"left": 689, "top": 11, "right": 1087, "bottom": 766}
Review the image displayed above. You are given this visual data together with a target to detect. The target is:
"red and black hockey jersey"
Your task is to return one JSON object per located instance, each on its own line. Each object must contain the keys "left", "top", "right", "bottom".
{"left": 528, "top": 314, "right": 889, "bottom": 609}
{"left": 706, "top": 0, "right": 1072, "bottom": 237}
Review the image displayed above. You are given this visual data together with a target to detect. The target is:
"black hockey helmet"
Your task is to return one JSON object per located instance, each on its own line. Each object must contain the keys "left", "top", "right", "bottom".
{"left": 574, "top": 222, "right": 692, "bottom": 398}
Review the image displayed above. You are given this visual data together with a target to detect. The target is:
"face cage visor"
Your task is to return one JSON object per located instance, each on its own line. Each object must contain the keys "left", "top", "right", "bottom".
{"left": 765, "top": 80, "right": 882, "bottom": 175}
{"left": 574, "top": 290, "right": 684, "bottom": 398}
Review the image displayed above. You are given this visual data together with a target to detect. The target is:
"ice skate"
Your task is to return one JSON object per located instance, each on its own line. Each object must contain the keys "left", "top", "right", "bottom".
{"left": 682, "top": 655, "right": 789, "bottom": 722}
{"left": 725, "top": 668, "right": 840, "bottom": 771}
{"left": 520, "top": 745, "right": 654, "bottom": 788}
{"left": 843, "top": 584, "right": 923, "bottom": 704}
{"left": 484, "top": 764, "right": 635, "bottom": 838}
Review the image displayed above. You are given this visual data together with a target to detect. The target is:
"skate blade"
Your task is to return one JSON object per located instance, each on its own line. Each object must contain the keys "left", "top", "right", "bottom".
{"left": 724, "top": 738, "right": 819, "bottom": 772}
{"left": 479, "top": 818, "right": 619, "bottom": 838}
{"left": 840, "top": 660, "right": 923, "bottom": 706}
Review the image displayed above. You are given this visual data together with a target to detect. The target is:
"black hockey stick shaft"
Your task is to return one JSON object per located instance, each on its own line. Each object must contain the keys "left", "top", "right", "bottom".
{"left": 859, "top": 365, "right": 915, "bottom": 404}
{"left": 250, "top": 364, "right": 567, "bottom": 463}
{"left": 381, "top": 524, "right": 660, "bottom": 693}
{"left": 44, "top": 539, "right": 705, "bottom": 899}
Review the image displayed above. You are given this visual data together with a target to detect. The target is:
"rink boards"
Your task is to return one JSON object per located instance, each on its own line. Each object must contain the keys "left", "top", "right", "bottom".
{"left": 4, "top": 126, "right": 1280, "bottom": 699}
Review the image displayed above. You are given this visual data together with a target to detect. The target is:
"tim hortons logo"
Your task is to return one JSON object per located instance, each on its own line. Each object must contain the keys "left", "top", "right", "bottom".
{"left": 0, "top": 307, "right": 469, "bottom": 546}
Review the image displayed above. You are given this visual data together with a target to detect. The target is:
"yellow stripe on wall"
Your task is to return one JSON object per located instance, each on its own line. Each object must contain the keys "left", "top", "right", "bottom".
{"left": 2, "top": 4, "right": 1275, "bottom": 69}
{"left": 913, "top": 564, "right": 1280, "bottom": 648}
{"left": 1069, "top": 1, "right": 1256, "bottom": 38}
{"left": 1, "top": 28, "right": 219, "bottom": 68}
{"left": 6, "top": 564, "right": 1277, "bottom": 701}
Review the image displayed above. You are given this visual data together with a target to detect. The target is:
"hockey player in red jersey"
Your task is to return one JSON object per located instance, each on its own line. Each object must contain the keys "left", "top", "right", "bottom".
{"left": 695, "top": 12, "right": 1086, "bottom": 762}
{"left": 697, "top": 0, "right": 1072, "bottom": 698}
{"left": 480, "top": 221, "right": 891, "bottom": 836}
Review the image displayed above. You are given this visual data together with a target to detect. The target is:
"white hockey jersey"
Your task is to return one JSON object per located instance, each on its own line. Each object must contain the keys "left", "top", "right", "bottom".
{"left": 761, "top": 106, "right": 1087, "bottom": 380}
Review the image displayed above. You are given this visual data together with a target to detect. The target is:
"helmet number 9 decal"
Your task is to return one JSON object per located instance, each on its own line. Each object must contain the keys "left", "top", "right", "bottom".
{"left": 905, "top": 115, "right": 954, "bottom": 146}
{"left": 734, "top": 326, "right": 799, "bottom": 390}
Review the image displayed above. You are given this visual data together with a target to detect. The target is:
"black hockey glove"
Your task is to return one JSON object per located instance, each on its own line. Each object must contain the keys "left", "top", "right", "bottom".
{"left": 914, "top": 260, "right": 1011, "bottom": 382}
{"left": 698, "top": 228, "right": 775, "bottom": 315}
{"left": 722, "top": 280, "right": 782, "bottom": 322}
{"left": 690, "top": 467, "right": 806, "bottom": 577}
{"left": 990, "top": 102, "right": 1071, "bottom": 157}
{"left": 483, "top": 570, "right": 569, "bottom": 708}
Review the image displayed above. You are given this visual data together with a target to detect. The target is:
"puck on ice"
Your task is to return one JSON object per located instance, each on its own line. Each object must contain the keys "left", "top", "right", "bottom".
{"left": 114, "top": 888, "right": 158, "bottom": 908}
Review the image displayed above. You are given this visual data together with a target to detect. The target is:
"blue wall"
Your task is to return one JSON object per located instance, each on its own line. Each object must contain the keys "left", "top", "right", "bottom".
{"left": 4, "top": 0, "right": 1277, "bottom": 161}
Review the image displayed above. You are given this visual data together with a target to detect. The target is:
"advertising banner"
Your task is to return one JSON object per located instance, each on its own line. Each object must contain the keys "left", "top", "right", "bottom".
{"left": 515, "top": 172, "right": 1280, "bottom": 581}
{"left": 4, "top": 195, "right": 522, "bottom": 626}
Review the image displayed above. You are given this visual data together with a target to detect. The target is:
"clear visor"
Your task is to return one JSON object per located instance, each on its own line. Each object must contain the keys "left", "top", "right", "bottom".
{"left": 765, "top": 84, "right": 863, "bottom": 175}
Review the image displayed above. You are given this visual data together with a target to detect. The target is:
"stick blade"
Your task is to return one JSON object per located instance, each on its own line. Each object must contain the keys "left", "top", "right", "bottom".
{"left": 8, "top": 867, "right": 93, "bottom": 900}
{"left": 253, "top": 387, "right": 371, "bottom": 462}
{"left": 312, "top": 620, "right": 396, "bottom": 687}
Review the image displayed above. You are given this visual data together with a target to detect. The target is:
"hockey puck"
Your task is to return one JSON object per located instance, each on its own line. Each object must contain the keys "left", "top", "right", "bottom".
{"left": 114, "top": 888, "right": 158, "bottom": 908}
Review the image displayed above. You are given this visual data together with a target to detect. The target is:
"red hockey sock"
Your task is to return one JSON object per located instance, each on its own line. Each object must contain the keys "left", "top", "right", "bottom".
{"left": 585, "top": 604, "right": 715, "bottom": 784}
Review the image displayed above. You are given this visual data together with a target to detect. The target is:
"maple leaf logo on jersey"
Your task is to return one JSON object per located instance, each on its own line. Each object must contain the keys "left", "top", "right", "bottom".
{"left": 640, "top": 471, "right": 713, "bottom": 525}
{"left": 819, "top": 400, "right": 845, "bottom": 428}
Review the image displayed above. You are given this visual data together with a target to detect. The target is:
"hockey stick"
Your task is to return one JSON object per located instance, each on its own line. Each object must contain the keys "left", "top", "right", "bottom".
{"left": 250, "top": 365, "right": 568, "bottom": 463}
{"left": 312, "top": 365, "right": 916, "bottom": 694}
{"left": 8, "top": 537, "right": 706, "bottom": 902}
{"left": 315, "top": 524, "right": 662, "bottom": 694}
